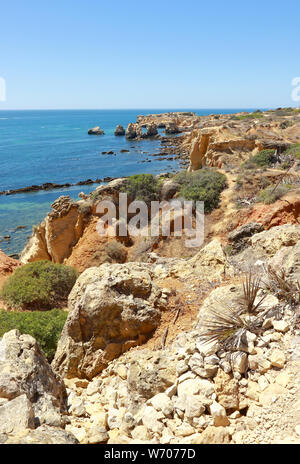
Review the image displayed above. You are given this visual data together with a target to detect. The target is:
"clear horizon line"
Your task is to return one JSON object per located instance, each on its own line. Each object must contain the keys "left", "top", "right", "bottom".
{"left": 0, "top": 106, "right": 277, "bottom": 111}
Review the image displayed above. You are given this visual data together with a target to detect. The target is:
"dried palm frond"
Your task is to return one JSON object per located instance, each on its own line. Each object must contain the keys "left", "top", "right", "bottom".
{"left": 264, "top": 264, "right": 300, "bottom": 305}
{"left": 200, "top": 302, "right": 254, "bottom": 348}
{"left": 235, "top": 272, "right": 266, "bottom": 315}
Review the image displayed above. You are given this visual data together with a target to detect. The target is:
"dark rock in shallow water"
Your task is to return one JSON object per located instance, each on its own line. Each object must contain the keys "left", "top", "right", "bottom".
{"left": 0, "top": 179, "right": 102, "bottom": 196}
{"left": 114, "top": 125, "right": 125, "bottom": 136}
{"left": 120, "top": 149, "right": 130, "bottom": 153}
{"left": 88, "top": 126, "right": 104, "bottom": 135}
{"left": 76, "top": 179, "right": 94, "bottom": 186}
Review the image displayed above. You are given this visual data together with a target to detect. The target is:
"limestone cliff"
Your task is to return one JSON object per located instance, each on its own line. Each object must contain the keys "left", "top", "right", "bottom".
{"left": 20, "top": 196, "right": 88, "bottom": 264}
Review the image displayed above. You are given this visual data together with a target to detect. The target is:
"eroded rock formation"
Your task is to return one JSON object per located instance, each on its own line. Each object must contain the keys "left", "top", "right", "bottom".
{"left": 60, "top": 224, "right": 300, "bottom": 444}
{"left": 88, "top": 126, "right": 104, "bottom": 135}
{"left": 0, "top": 250, "right": 20, "bottom": 287}
{"left": 52, "top": 263, "right": 167, "bottom": 379}
{"left": 0, "top": 330, "right": 68, "bottom": 428}
{"left": 114, "top": 125, "right": 125, "bottom": 136}
{"left": 126, "top": 123, "right": 142, "bottom": 139}
{"left": 0, "top": 329, "right": 78, "bottom": 444}
{"left": 20, "top": 196, "right": 88, "bottom": 264}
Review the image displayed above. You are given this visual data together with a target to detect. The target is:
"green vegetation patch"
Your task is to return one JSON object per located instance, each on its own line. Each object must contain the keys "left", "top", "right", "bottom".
{"left": 282, "top": 143, "right": 300, "bottom": 160}
{"left": 1, "top": 260, "right": 78, "bottom": 310}
{"left": 243, "top": 149, "right": 276, "bottom": 169}
{"left": 231, "top": 111, "right": 264, "bottom": 121}
{"left": 256, "top": 184, "right": 294, "bottom": 204}
{"left": 0, "top": 309, "right": 67, "bottom": 360}
{"left": 173, "top": 169, "right": 227, "bottom": 213}
{"left": 272, "top": 108, "right": 299, "bottom": 117}
{"left": 121, "top": 174, "right": 162, "bottom": 204}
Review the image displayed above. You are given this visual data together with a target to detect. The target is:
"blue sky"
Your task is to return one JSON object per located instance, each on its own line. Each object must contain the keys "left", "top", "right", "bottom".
{"left": 0, "top": 0, "right": 299, "bottom": 109}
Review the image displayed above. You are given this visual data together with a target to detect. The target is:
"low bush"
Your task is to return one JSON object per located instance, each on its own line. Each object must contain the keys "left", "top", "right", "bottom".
{"left": 282, "top": 143, "right": 300, "bottom": 160}
{"left": 256, "top": 184, "right": 292, "bottom": 204}
{"left": 122, "top": 174, "right": 162, "bottom": 204}
{"left": 243, "top": 150, "right": 276, "bottom": 169}
{"left": 1, "top": 260, "right": 78, "bottom": 310}
{"left": 0, "top": 309, "right": 67, "bottom": 360}
{"left": 231, "top": 111, "right": 264, "bottom": 121}
{"left": 173, "top": 169, "right": 227, "bottom": 213}
{"left": 104, "top": 240, "right": 128, "bottom": 263}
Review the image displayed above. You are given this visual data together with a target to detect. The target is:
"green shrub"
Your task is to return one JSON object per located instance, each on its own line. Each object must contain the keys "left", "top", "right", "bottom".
{"left": 0, "top": 309, "right": 67, "bottom": 360}
{"left": 282, "top": 143, "right": 300, "bottom": 160}
{"left": 244, "top": 149, "right": 276, "bottom": 169}
{"left": 272, "top": 108, "right": 296, "bottom": 117}
{"left": 231, "top": 111, "right": 264, "bottom": 120}
{"left": 174, "top": 169, "right": 227, "bottom": 213}
{"left": 281, "top": 160, "right": 292, "bottom": 170}
{"left": 256, "top": 184, "right": 291, "bottom": 204}
{"left": 122, "top": 174, "right": 162, "bottom": 204}
{"left": 1, "top": 261, "right": 78, "bottom": 310}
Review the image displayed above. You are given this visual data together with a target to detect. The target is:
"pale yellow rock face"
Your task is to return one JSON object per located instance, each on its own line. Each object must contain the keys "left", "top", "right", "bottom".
{"left": 269, "top": 349, "right": 286, "bottom": 368}
{"left": 193, "top": 426, "right": 231, "bottom": 444}
{"left": 44, "top": 207, "right": 84, "bottom": 263}
{"left": 171, "top": 239, "right": 234, "bottom": 282}
{"left": 246, "top": 381, "right": 260, "bottom": 401}
{"left": 275, "top": 371, "right": 292, "bottom": 387}
{"left": 188, "top": 132, "right": 211, "bottom": 172}
{"left": 259, "top": 384, "right": 287, "bottom": 407}
{"left": 250, "top": 224, "right": 300, "bottom": 257}
{"left": 209, "top": 401, "right": 230, "bottom": 427}
{"left": 214, "top": 369, "right": 239, "bottom": 410}
{"left": 20, "top": 220, "right": 51, "bottom": 263}
{"left": 20, "top": 196, "right": 85, "bottom": 264}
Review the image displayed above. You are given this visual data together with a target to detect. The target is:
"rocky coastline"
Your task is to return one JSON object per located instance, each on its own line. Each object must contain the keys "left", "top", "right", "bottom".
{"left": 0, "top": 177, "right": 117, "bottom": 197}
{"left": 1, "top": 107, "right": 300, "bottom": 444}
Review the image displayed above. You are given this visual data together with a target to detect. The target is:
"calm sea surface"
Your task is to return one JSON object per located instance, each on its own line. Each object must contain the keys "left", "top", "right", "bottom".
{"left": 0, "top": 109, "right": 256, "bottom": 255}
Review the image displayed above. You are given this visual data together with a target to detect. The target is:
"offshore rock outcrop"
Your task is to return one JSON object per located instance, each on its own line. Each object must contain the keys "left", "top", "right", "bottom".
{"left": 0, "top": 179, "right": 103, "bottom": 197}
{"left": 88, "top": 126, "right": 104, "bottom": 135}
{"left": 165, "top": 122, "right": 180, "bottom": 135}
{"left": 137, "top": 112, "right": 198, "bottom": 132}
{"left": 145, "top": 122, "right": 158, "bottom": 137}
{"left": 114, "top": 125, "right": 125, "bottom": 136}
{"left": 126, "top": 123, "right": 142, "bottom": 139}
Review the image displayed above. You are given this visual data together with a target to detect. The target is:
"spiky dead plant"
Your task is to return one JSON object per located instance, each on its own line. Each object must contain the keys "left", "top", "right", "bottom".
{"left": 200, "top": 272, "right": 266, "bottom": 349}
{"left": 201, "top": 304, "right": 246, "bottom": 345}
{"left": 236, "top": 272, "right": 266, "bottom": 315}
{"left": 264, "top": 264, "right": 300, "bottom": 305}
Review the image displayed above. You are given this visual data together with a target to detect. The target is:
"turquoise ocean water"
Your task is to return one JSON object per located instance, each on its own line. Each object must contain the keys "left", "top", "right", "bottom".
{"left": 0, "top": 109, "right": 255, "bottom": 255}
